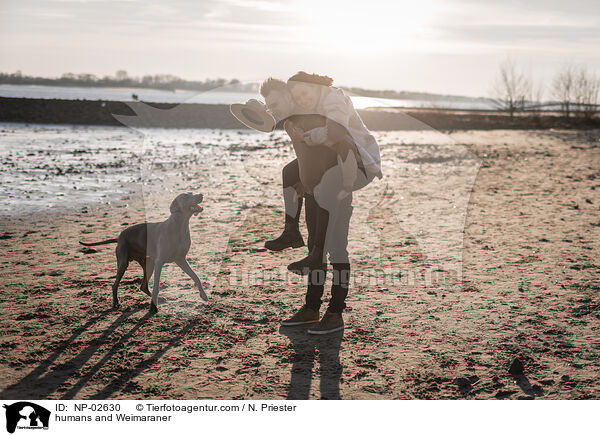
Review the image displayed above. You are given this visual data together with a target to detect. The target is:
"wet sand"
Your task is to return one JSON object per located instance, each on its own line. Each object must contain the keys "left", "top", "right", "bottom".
{"left": 0, "top": 128, "right": 599, "bottom": 399}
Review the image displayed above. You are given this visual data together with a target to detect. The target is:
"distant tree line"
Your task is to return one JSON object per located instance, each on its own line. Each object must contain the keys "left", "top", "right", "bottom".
{"left": 492, "top": 57, "right": 600, "bottom": 118}
{"left": 1, "top": 69, "right": 489, "bottom": 103}
{"left": 0, "top": 70, "right": 258, "bottom": 92}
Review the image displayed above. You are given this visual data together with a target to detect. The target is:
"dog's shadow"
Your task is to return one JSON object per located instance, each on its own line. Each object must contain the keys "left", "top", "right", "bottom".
{"left": 0, "top": 306, "right": 197, "bottom": 400}
{"left": 279, "top": 326, "right": 343, "bottom": 400}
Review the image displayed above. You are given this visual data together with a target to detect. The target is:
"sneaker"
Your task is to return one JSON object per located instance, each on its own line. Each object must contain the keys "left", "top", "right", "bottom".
{"left": 265, "top": 227, "right": 305, "bottom": 251}
{"left": 281, "top": 306, "right": 319, "bottom": 326}
{"left": 307, "top": 311, "right": 344, "bottom": 335}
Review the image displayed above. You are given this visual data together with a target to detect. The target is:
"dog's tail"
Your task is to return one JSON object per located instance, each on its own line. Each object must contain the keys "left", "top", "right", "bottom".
{"left": 79, "top": 239, "right": 118, "bottom": 246}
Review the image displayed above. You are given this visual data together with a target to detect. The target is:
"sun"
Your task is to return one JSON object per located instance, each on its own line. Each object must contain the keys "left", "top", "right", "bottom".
{"left": 294, "top": 0, "right": 437, "bottom": 54}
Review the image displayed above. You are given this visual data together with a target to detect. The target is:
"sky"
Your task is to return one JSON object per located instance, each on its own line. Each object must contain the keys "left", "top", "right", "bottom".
{"left": 0, "top": 0, "right": 598, "bottom": 97}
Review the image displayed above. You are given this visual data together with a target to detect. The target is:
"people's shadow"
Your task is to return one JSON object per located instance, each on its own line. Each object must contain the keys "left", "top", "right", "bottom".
{"left": 279, "top": 326, "right": 343, "bottom": 400}
{"left": 1, "top": 304, "right": 198, "bottom": 399}
{"left": 0, "top": 307, "right": 141, "bottom": 399}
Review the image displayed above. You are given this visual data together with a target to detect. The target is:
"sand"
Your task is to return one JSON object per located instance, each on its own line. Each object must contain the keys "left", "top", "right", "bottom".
{"left": 0, "top": 128, "right": 599, "bottom": 399}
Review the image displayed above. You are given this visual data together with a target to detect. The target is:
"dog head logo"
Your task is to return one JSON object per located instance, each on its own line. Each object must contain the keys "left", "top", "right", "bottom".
{"left": 3, "top": 402, "right": 50, "bottom": 433}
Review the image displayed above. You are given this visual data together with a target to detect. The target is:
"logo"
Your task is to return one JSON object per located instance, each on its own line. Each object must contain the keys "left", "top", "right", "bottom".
{"left": 3, "top": 402, "right": 50, "bottom": 434}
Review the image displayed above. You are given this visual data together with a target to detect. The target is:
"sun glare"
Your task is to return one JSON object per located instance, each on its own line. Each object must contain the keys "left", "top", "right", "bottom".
{"left": 294, "top": 0, "right": 437, "bottom": 53}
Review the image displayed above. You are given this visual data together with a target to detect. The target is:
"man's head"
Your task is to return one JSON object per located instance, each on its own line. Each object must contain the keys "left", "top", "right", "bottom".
{"left": 259, "top": 77, "right": 294, "bottom": 120}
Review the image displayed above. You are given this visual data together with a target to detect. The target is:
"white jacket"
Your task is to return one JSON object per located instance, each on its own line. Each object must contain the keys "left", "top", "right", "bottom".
{"left": 309, "top": 86, "right": 383, "bottom": 180}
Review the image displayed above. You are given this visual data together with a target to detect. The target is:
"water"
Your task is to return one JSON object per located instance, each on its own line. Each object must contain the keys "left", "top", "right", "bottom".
{"left": 0, "top": 122, "right": 475, "bottom": 300}
{"left": 0, "top": 84, "right": 497, "bottom": 110}
{"left": 0, "top": 122, "right": 469, "bottom": 217}
{"left": 0, "top": 123, "right": 143, "bottom": 216}
{"left": 0, "top": 84, "right": 258, "bottom": 105}
{"left": 0, "top": 122, "right": 293, "bottom": 217}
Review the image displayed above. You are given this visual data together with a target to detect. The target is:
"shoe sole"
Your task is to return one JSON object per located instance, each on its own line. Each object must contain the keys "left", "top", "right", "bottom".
{"left": 307, "top": 325, "right": 345, "bottom": 335}
{"left": 288, "top": 262, "right": 327, "bottom": 276}
{"left": 281, "top": 319, "right": 319, "bottom": 326}
{"left": 265, "top": 240, "right": 305, "bottom": 252}
{"left": 287, "top": 266, "right": 309, "bottom": 276}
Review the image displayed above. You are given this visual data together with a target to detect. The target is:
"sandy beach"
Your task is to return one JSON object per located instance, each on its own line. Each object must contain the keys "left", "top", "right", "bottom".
{"left": 0, "top": 125, "right": 599, "bottom": 399}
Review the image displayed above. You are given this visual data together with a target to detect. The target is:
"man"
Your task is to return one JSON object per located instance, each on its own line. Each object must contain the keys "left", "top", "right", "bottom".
{"left": 260, "top": 75, "right": 381, "bottom": 334}
{"left": 261, "top": 78, "right": 306, "bottom": 252}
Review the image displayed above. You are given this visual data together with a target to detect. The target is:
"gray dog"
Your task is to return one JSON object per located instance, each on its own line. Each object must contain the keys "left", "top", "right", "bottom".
{"left": 80, "top": 192, "right": 207, "bottom": 313}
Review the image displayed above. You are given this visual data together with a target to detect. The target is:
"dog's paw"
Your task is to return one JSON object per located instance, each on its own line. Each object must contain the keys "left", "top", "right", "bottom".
{"left": 198, "top": 287, "right": 208, "bottom": 301}
{"left": 149, "top": 303, "right": 158, "bottom": 314}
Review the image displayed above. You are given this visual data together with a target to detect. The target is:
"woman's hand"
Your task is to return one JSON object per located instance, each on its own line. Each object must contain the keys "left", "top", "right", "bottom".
{"left": 284, "top": 120, "right": 305, "bottom": 144}
{"left": 289, "top": 126, "right": 305, "bottom": 144}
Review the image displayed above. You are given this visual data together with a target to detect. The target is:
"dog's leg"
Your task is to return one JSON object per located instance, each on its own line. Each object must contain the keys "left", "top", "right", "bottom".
{"left": 176, "top": 258, "right": 208, "bottom": 301}
{"left": 112, "top": 259, "right": 128, "bottom": 309}
{"left": 139, "top": 259, "right": 148, "bottom": 295}
{"left": 139, "top": 259, "right": 153, "bottom": 297}
{"left": 150, "top": 260, "right": 163, "bottom": 314}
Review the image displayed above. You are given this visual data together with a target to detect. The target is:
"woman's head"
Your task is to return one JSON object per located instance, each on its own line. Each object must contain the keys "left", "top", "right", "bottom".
{"left": 259, "top": 77, "right": 294, "bottom": 120}
{"left": 287, "top": 72, "right": 333, "bottom": 112}
{"left": 288, "top": 71, "right": 334, "bottom": 87}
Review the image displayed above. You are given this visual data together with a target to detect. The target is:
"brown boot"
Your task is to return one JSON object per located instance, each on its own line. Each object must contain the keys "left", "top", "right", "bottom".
{"left": 265, "top": 221, "right": 305, "bottom": 251}
{"left": 307, "top": 310, "right": 344, "bottom": 335}
{"left": 281, "top": 305, "right": 319, "bottom": 326}
{"left": 265, "top": 196, "right": 305, "bottom": 251}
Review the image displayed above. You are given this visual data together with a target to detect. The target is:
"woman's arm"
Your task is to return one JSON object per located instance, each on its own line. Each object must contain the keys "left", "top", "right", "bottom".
{"left": 302, "top": 126, "right": 328, "bottom": 146}
{"left": 325, "top": 119, "right": 359, "bottom": 161}
{"left": 300, "top": 118, "right": 358, "bottom": 159}
{"left": 283, "top": 119, "right": 305, "bottom": 145}
{"left": 321, "top": 88, "right": 352, "bottom": 127}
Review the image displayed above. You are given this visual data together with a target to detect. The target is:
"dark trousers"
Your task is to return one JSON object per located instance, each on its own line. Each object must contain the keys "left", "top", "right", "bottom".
{"left": 282, "top": 159, "right": 353, "bottom": 313}
{"left": 306, "top": 263, "right": 350, "bottom": 313}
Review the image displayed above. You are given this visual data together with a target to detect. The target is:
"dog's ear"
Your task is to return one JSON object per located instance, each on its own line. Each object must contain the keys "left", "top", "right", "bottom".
{"left": 170, "top": 197, "right": 181, "bottom": 214}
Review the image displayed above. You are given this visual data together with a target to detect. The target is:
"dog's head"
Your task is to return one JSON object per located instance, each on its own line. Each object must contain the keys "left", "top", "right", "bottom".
{"left": 170, "top": 192, "right": 204, "bottom": 216}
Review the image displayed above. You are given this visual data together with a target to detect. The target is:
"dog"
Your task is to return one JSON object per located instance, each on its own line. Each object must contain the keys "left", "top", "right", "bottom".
{"left": 80, "top": 192, "right": 207, "bottom": 313}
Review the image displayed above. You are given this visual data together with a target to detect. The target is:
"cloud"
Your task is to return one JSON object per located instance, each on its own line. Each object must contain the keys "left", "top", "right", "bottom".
{"left": 1, "top": 0, "right": 599, "bottom": 95}
{"left": 437, "top": 24, "right": 600, "bottom": 45}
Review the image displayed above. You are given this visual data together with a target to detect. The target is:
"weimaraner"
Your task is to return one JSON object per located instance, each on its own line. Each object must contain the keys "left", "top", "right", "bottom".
{"left": 80, "top": 192, "right": 208, "bottom": 313}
